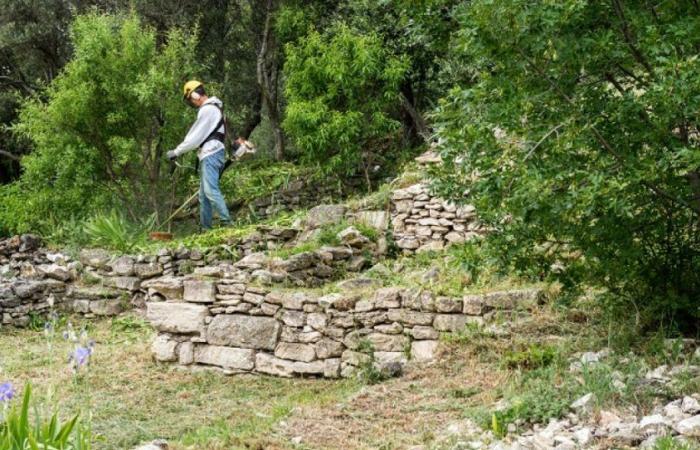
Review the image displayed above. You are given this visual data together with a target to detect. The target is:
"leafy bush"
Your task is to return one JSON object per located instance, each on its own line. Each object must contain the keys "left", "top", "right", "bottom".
{"left": 0, "top": 384, "right": 91, "bottom": 450}
{"left": 1, "top": 12, "right": 200, "bottom": 235}
{"left": 431, "top": 0, "right": 700, "bottom": 332}
{"left": 283, "top": 24, "right": 409, "bottom": 182}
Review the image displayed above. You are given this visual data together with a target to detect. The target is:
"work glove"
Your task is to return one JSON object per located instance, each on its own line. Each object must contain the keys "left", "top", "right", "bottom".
{"left": 166, "top": 150, "right": 178, "bottom": 161}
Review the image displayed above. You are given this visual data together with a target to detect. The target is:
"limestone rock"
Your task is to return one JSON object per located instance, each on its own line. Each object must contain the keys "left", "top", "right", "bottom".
{"left": 183, "top": 279, "right": 216, "bottom": 303}
{"left": 281, "top": 310, "right": 306, "bottom": 327}
{"left": 675, "top": 415, "right": 700, "bottom": 437}
{"left": 386, "top": 309, "right": 434, "bottom": 326}
{"left": 152, "top": 335, "right": 178, "bottom": 362}
{"left": 234, "top": 252, "right": 267, "bottom": 270}
{"left": 307, "top": 312, "right": 328, "bottom": 330}
{"left": 207, "top": 314, "right": 280, "bottom": 350}
{"left": 433, "top": 314, "right": 478, "bottom": 332}
{"left": 111, "top": 256, "right": 135, "bottom": 276}
{"left": 146, "top": 302, "right": 209, "bottom": 334}
{"left": 113, "top": 277, "right": 141, "bottom": 291}
{"left": 374, "top": 287, "right": 402, "bottom": 309}
{"left": 194, "top": 345, "right": 255, "bottom": 370}
{"left": 38, "top": 264, "right": 72, "bottom": 282}
{"left": 682, "top": 396, "right": 700, "bottom": 414}
{"left": 89, "top": 299, "right": 123, "bottom": 316}
{"left": 571, "top": 393, "right": 595, "bottom": 411}
{"left": 306, "top": 204, "right": 347, "bottom": 228}
{"left": 367, "top": 333, "right": 409, "bottom": 352}
{"left": 324, "top": 358, "right": 341, "bottom": 378}
{"left": 79, "top": 249, "right": 111, "bottom": 268}
{"left": 411, "top": 340, "right": 439, "bottom": 363}
{"left": 131, "top": 439, "right": 169, "bottom": 450}
{"left": 134, "top": 262, "right": 163, "bottom": 279}
{"left": 291, "top": 360, "right": 325, "bottom": 375}
{"left": 354, "top": 210, "right": 389, "bottom": 231}
{"left": 255, "top": 353, "right": 294, "bottom": 377}
{"left": 275, "top": 342, "right": 316, "bottom": 362}
{"left": 409, "top": 326, "right": 439, "bottom": 340}
{"left": 142, "top": 276, "right": 183, "bottom": 300}
{"left": 373, "top": 352, "right": 405, "bottom": 377}
{"left": 436, "top": 296, "right": 462, "bottom": 313}
{"left": 314, "top": 339, "right": 344, "bottom": 359}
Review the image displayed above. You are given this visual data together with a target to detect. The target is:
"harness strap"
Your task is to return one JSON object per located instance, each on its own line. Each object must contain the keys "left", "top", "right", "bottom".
{"left": 201, "top": 103, "right": 226, "bottom": 147}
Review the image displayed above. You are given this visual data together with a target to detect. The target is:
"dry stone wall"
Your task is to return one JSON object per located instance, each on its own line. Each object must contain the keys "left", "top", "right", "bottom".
{"left": 148, "top": 276, "right": 543, "bottom": 378}
{"left": 390, "top": 183, "right": 485, "bottom": 253}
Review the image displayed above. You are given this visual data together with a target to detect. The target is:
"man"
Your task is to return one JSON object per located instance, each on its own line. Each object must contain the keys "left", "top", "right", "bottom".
{"left": 167, "top": 80, "right": 236, "bottom": 230}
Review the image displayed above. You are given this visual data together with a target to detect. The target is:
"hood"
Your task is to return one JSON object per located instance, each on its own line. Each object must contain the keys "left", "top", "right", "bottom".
{"left": 202, "top": 96, "right": 223, "bottom": 107}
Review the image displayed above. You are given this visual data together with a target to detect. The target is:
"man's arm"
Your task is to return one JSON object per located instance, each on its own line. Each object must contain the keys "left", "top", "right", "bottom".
{"left": 172, "top": 105, "right": 220, "bottom": 157}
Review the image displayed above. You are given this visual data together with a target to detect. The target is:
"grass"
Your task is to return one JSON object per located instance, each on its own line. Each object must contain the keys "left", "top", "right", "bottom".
{"left": 0, "top": 314, "right": 360, "bottom": 450}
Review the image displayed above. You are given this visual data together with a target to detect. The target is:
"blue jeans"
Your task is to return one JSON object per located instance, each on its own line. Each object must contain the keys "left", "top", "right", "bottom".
{"left": 199, "top": 150, "right": 231, "bottom": 229}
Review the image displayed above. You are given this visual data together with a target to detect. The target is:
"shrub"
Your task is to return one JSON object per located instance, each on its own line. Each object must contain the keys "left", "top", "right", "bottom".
{"left": 431, "top": 0, "right": 700, "bottom": 332}
{"left": 283, "top": 23, "right": 409, "bottom": 183}
{"left": 2, "top": 12, "right": 200, "bottom": 235}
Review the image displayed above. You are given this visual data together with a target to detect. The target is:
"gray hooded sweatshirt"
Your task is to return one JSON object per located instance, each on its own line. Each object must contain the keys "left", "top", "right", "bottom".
{"left": 172, "top": 96, "right": 225, "bottom": 161}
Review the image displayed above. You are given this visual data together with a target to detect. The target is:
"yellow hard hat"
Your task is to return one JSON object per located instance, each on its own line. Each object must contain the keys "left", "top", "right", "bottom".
{"left": 183, "top": 80, "right": 203, "bottom": 99}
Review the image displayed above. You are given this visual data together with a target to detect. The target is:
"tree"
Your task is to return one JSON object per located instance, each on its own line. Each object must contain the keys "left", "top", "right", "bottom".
{"left": 1, "top": 13, "right": 200, "bottom": 233}
{"left": 283, "top": 24, "right": 408, "bottom": 185}
{"left": 432, "top": 0, "right": 700, "bottom": 331}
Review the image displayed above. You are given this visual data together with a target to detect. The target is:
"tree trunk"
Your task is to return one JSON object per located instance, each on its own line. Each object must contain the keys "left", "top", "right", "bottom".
{"left": 239, "top": 91, "right": 263, "bottom": 139}
{"left": 256, "top": 0, "right": 285, "bottom": 160}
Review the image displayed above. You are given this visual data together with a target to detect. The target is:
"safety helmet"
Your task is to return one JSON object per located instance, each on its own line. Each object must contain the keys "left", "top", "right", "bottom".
{"left": 183, "top": 80, "right": 203, "bottom": 100}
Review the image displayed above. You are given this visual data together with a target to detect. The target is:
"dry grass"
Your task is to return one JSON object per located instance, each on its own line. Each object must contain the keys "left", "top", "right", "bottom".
{"left": 277, "top": 344, "right": 507, "bottom": 450}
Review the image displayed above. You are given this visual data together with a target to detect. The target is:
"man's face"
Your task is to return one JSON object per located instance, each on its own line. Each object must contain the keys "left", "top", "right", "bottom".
{"left": 185, "top": 92, "right": 205, "bottom": 109}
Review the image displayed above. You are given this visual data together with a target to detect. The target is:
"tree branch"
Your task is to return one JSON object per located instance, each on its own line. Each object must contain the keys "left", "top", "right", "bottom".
{"left": 0, "top": 150, "right": 21, "bottom": 161}
{"left": 516, "top": 47, "right": 700, "bottom": 216}
{"left": 611, "top": 0, "right": 655, "bottom": 75}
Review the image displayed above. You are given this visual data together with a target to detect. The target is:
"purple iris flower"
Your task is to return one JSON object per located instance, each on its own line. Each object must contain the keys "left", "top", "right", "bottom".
{"left": 0, "top": 382, "right": 14, "bottom": 402}
{"left": 73, "top": 346, "right": 92, "bottom": 367}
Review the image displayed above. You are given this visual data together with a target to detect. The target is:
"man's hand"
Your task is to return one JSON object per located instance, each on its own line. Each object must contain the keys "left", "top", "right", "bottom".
{"left": 166, "top": 150, "right": 178, "bottom": 161}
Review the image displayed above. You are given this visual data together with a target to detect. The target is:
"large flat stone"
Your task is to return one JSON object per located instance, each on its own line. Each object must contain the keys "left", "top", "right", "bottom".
{"left": 146, "top": 302, "right": 209, "bottom": 334}
{"left": 433, "top": 314, "right": 482, "bottom": 332}
{"left": 183, "top": 279, "right": 216, "bottom": 303}
{"left": 367, "top": 333, "right": 409, "bottom": 352}
{"left": 142, "top": 276, "right": 183, "bottom": 300}
{"left": 255, "top": 353, "right": 294, "bottom": 377}
{"left": 89, "top": 299, "right": 123, "bottom": 316}
{"left": 386, "top": 309, "right": 434, "bottom": 326}
{"left": 275, "top": 342, "right": 316, "bottom": 362}
{"left": 111, "top": 256, "right": 135, "bottom": 276}
{"left": 207, "top": 314, "right": 280, "bottom": 350}
{"left": 306, "top": 204, "right": 347, "bottom": 228}
{"left": 194, "top": 345, "right": 255, "bottom": 370}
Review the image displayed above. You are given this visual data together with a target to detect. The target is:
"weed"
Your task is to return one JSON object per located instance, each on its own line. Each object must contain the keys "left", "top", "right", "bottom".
{"left": 652, "top": 436, "right": 699, "bottom": 450}
{"left": 356, "top": 339, "right": 388, "bottom": 385}
{"left": 450, "top": 387, "right": 480, "bottom": 399}
{"left": 502, "top": 344, "right": 558, "bottom": 370}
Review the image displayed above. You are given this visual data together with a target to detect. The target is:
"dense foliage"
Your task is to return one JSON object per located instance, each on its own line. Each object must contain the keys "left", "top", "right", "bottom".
{"left": 1, "top": 0, "right": 698, "bottom": 332}
{"left": 283, "top": 25, "right": 408, "bottom": 179}
{"left": 431, "top": 0, "right": 700, "bottom": 331}
{"left": 0, "top": 14, "right": 198, "bottom": 234}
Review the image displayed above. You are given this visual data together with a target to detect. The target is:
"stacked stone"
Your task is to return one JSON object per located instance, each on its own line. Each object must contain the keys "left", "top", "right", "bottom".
{"left": 148, "top": 280, "right": 543, "bottom": 378}
{"left": 247, "top": 180, "right": 340, "bottom": 220}
{"left": 0, "top": 235, "right": 75, "bottom": 326}
{"left": 390, "top": 183, "right": 484, "bottom": 253}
